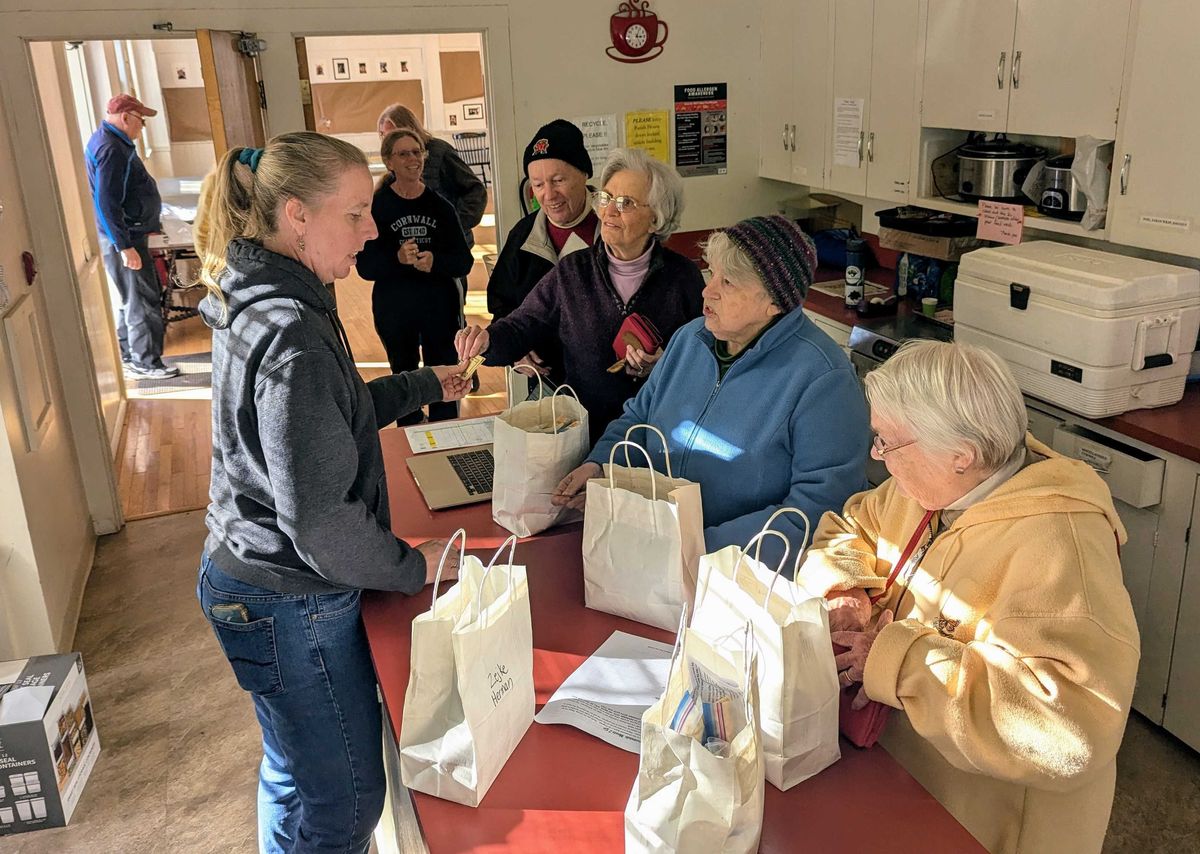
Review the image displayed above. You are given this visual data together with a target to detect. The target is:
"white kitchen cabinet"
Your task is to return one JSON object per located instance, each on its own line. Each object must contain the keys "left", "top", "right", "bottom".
{"left": 921, "top": 0, "right": 1130, "bottom": 138}
{"left": 826, "top": 0, "right": 920, "bottom": 201}
{"left": 1107, "top": 0, "right": 1200, "bottom": 258}
{"left": 756, "top": 0, "right": 830, "bottom": 186}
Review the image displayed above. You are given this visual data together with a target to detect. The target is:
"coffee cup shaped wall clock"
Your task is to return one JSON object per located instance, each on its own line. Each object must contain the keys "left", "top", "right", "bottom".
{"left": 608, "top": 0, "right": 669, "bottom": 63}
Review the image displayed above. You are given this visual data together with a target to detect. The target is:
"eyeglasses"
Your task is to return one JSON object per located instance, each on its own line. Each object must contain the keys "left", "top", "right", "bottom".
{"left": 391, "top": 148, "right": 426, "bottom": 160}
{"left": 595, "top": 191, "right": 645, "bottom": 213}
{"left": 872, "top": 433, "right": 917, "bottom": 456}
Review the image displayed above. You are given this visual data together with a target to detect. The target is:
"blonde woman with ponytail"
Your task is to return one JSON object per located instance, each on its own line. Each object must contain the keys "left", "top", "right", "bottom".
{"left": 194, "top": 131, "right": 468, "bottom": 854}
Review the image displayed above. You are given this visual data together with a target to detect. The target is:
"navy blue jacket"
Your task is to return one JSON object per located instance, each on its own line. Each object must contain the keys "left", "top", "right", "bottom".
{"left": 85, "top": 122, "right": 161, "bottom": 250}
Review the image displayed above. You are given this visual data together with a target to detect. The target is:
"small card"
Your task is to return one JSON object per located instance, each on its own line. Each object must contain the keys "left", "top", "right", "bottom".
{"left": 976, "top": 200, "right": 1025, "bottom": 245}
{"left": 460, "top": 355, "right": 485, "bottom": 380}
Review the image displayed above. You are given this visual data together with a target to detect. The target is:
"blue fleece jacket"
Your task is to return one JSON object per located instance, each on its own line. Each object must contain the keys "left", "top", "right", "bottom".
{"left": 84, "top": 122, "right": 162, "bottom": 250}
{"left": 588, "top": 309, "right": 870, "bottom": 571}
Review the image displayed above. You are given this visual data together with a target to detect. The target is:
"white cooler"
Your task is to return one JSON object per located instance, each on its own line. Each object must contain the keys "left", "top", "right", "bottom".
{"left": 954, "top": 241, "right": 1200, "bottom": 418}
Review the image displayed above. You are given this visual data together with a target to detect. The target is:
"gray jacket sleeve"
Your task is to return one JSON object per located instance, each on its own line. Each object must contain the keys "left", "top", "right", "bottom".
{"left": 367, "top": 368, "right": 444, "bottom": 427}
{"left": 254, "top": 349, "right": 428, "bottom": 593}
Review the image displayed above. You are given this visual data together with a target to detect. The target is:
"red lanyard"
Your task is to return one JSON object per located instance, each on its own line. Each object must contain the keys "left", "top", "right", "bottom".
{"left": 870, "top": 509, "right": 936, "bottom": 605}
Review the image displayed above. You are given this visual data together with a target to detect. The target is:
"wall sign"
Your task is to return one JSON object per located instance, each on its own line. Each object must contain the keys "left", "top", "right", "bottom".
{"left": 674, "top": 83, "right": 727, "bottom": 177}
{"left": 976, "top": 200, "right": 1025, "bottom": 244}
{"left": 624, "top": 110, "right": 670, "bottom": 162}
{"left": 607, "top": 1, "right": 669, "bottom": 63}
{"left": 572, "top": 114, "right": 619, "bottom": 171}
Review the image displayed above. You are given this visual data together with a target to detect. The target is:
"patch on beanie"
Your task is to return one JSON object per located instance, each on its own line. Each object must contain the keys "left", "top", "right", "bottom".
{"left": 532, "top": 139, "right": 549, "bottom": 156}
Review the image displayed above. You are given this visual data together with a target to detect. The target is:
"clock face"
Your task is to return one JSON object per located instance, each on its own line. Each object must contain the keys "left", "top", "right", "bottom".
{"left": 625, "top": 23, "right": 649, "bottom": 49}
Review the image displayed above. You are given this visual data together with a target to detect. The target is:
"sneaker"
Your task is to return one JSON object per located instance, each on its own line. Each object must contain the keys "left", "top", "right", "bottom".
{"left": 127, "top": 363, "right": 181, "bottom": 380}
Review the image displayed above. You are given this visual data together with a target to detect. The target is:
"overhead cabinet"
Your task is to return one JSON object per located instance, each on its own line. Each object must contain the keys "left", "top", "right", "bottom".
{"left": 825, "top": 0, "right": 920, "bottom": 201}
{"left": 921, "top": 0, "right": 1132, "bottom": 139}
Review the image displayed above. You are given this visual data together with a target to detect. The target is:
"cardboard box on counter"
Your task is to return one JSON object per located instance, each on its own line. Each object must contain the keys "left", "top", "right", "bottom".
{"left": 878, "top": 227, "right": 984, "bottom": 262}
{"left": 782, "top": 192, "right": 863, "bottom": 233}
{"left": 0, "top": 654, "right": 99, "bottom": 836}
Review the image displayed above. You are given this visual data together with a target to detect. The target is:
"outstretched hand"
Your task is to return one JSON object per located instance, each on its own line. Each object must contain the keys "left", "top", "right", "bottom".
{"left": 430, "top": 363, "right": 471, "bottom": 401}
{"left": 832, "top": 609, "right": 894, "bottom": 710}
{"left": 551, "top": 462, "right": 603, "bottom": 511}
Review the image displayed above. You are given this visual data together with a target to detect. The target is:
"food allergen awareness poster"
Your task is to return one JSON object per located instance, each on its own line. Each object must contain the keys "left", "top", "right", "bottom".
{"left": 624, "top": 110, "right": 670, "bottom": 162}
{"left": 673, "top": 83, "right": 728, "bottom": 176}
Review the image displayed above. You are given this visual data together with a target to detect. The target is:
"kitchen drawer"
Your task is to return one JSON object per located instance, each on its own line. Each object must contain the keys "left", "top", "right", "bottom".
{"left": 1051, "top": 425, "right": 1165, "bottom": 509}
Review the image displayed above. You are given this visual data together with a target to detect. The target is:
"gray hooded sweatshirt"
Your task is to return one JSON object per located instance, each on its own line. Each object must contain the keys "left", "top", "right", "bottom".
{"left": 200, "top": 239, "right": 443, "bottom": 594}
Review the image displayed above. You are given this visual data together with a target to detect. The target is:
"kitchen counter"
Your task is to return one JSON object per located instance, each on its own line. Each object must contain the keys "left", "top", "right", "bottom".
{"left": 802, "top": 267, "right": 1200, "bottom": 465}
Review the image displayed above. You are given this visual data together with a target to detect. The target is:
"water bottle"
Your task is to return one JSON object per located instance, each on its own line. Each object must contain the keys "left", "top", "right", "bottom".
{"left": 844, "top": 232, "right": 866, "bottom": 308}
{"left": 896, "top": 253, "right": 910, "bottom": 298}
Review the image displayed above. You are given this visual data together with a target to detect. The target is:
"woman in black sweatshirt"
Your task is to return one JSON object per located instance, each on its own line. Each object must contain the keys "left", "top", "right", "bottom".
{"left": 357, "top": 129, "right": 474, "bottom": 421}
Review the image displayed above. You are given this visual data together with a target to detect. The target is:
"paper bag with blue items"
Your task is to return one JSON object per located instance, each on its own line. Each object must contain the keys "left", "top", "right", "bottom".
{"left": 625, "top": 614, "right": 764, "bottom": 854}
{"left": 691, "top": 509, "right": 841, "bottom": 791}
{"left": 399, "top": 532, "right": 534, "bottom": 807}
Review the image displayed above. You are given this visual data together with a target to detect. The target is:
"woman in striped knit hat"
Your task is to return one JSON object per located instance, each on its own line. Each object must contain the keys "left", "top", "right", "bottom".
{"left": 552, "top": 214, "right": 871, "bottom": 572}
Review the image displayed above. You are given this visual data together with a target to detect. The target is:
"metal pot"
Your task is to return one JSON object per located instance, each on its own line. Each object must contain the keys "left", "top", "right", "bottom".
{"left": 957, "top": 139, "right": 1046, "bottom": 201}
{"left": 1038, "top": 154, "right": 1088, "bottom": 220}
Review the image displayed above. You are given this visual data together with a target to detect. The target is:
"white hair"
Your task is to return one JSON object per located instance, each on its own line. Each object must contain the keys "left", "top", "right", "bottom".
{"left": 865, "top": 340, "right": 1027, "bottom": 472}
{"left": 700, "top": 231, "right": 761, "bottom": 289}
{"left": 598, "top": 147, "right": 684, "bottom": 239}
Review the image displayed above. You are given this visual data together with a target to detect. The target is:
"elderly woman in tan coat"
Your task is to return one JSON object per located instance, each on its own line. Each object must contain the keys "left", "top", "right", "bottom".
{"left": 796, "top": 340, "right": 1139, "bottom": 854}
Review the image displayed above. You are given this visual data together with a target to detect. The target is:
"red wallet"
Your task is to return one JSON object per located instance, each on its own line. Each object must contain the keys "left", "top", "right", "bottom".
{"left": 612, "top": 313, "right": 663, "bottom": 361}
{"left": 834, "top": 647, "right": 891, "bottom": 749}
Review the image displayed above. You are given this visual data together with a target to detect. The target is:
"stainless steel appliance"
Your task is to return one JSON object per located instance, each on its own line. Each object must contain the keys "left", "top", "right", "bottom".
{"left": 848, "top": 314, "right": 954, "bottom": 485}
{"left": 1038, "top": 154, "right": 1089, "bottom": 220}
{"left": 957, "top": 138, "right": 1045, "bottom": 201}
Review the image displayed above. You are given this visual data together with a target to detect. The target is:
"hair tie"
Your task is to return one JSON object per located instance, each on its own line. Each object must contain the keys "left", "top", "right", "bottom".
{"left": 237, "top": 147, "right": 264, "bottom": 172}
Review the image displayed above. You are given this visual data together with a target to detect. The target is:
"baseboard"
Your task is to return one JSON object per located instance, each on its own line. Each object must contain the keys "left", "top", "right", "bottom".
{"left": 55, "top": 534, "right": 97, "bottom": 653}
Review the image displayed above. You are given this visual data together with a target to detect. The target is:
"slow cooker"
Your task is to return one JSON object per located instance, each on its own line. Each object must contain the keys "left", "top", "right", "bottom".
{"left": 1038, "top": 155, "right": 1088, "bottom": 220}
{"left": 957, "top": 138, "right": 1045, "bottom": 202}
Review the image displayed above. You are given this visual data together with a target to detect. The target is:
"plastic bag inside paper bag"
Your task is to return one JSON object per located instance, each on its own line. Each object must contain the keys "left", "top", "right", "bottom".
{"left": 1074, "top": 137, "right": 1115, "bottom": 231}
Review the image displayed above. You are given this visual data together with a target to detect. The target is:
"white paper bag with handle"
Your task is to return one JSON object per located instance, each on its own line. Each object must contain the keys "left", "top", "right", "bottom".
{"left": 399, "top": 532, "right": 534, "bottom": 807}
{"left": 492, "top": 369, "right": 589, "bottom": 537}
{"left": 625, "top": 613, "right": 764, "bottom": 854}
{"left": 691, "top": 508, "right": 841, "bottom": 790}
{"left": 582, "top": 425, "right": 705, "bottom": 631}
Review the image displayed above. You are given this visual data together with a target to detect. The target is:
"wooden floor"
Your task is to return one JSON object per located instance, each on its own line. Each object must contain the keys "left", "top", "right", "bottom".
{"left": 116, "top": 244, "right": 503, "bottom": 520}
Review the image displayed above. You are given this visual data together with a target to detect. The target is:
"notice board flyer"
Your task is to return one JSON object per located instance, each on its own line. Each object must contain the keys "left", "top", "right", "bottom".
{"left": 673, "top": 82, "right": 728, "bottom": 177}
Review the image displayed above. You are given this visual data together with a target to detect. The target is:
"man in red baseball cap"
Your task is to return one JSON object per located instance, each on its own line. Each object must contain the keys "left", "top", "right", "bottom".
{"left": 85, "top": 93, "right": 179, "bottom": 379}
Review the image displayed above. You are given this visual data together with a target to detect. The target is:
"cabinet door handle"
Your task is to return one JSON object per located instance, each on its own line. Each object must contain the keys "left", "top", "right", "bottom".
{"left": 1120, "top": 153, "right": 1131, "bottom": 195}
{"left": 867, "top": 131, "right": 875, "bottom": 163}
{"left": 857, "top": 131, "right": 865, "bottom": 164}
{"left": 997, "top": 51, "right": 1007, "bottom": 90}
{"left": 790, "top": 124, "right": 797, "bottom": 152}
{"left": 1012, "top": 50, "right": 1022, "bottom": 89}
{"left": 782, "top": 123, "right": 789, "bottom": 151}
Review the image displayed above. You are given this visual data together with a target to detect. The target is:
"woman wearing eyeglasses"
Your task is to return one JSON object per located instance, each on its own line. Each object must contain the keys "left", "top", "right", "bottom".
{"left": 796, "top": 340, "right": 1139, "bottom": 854}
{"left": 357, "top": 129, "right": 474, "bottom": 423}
{"left": 456, "top": 146, "right": 704, "bottom": 441}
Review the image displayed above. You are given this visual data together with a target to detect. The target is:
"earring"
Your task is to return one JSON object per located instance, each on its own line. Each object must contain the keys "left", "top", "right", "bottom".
{"left": 298, "top": 236, "right": 306, "bottom": 252}
{"left": 954, "top": 467, "right": 966, "bottom": 475}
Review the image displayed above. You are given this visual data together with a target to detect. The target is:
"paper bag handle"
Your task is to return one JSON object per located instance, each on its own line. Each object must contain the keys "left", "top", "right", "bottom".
{"left": 549, "top": 383, "right": 582, "bottom": 428}
{"left": 754, "top": 507, "right": 812, "bottom": 604}
{"left": 659, "top": 604, "right": 690, "bottom": 727}
{"left": 474, "top": 534, "right": 519, "bottom": 626}
{"left": 622, "top": 423, "right": 673, "bottom": 478}
{"left": 429, "top": 528, "right": 468, "bottom": 609}
{"left": 607, "top": 440, "right": 659, "bottom": 503}
{"left": 734, "top": 530, "right": 791, "bottom": 592}
{"left": 509, "top": 363, "right": 546, "bottom": 400}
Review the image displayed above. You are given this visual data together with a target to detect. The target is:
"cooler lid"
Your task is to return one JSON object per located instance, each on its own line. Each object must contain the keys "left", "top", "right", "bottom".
{"left": 959, "top": 241, "right": 1200, "bottom": 310}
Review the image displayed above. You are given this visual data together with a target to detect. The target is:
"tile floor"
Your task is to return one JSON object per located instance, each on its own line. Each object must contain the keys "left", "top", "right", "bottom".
{"left": 6, "top": 508, "right": 1200, "bottom": 853}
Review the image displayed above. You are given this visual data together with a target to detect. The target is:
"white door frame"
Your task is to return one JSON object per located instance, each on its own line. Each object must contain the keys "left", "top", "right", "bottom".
{"left": 0, "top": 5, "right": 517, "bottom": 535}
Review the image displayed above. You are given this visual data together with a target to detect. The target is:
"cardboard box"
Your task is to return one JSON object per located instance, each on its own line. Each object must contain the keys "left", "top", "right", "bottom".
{"left": 877, "top": 226, "right": 984, "bottom": 262}
{"left": 783, "top": 192, "right": 863, "bottom": 233}
{"left": 0, "top": 654, "right": 100, "bottom": 836}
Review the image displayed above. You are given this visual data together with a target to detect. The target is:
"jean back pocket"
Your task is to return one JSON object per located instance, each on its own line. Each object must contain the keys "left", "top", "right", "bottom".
{"left": 207, "top": 612, "right": 285, "bottom": 697}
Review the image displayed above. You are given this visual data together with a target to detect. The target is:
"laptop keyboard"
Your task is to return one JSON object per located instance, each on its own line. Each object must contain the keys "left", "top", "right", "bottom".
{"left": 448, "top": 449, "right": 495, "bottom": 495}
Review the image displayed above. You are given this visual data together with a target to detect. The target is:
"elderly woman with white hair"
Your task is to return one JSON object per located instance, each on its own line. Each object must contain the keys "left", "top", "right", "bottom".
{"left": 457, "top": 146, "right": 704, "bottom": 440}
{"left": 552, "top": 214, "right": 871, "bottom": 562}
{"left": 796, "top": 340, "right": 1139, "bottom": 854}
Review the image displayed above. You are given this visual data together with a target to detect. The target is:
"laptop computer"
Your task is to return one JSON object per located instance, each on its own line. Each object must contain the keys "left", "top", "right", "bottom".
{"left": 407, "top": 444, "right": 495, "bottom": 510}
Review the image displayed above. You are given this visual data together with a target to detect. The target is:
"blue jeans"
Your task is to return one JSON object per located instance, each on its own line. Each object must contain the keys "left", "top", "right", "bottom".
{"left": 197, "top": 556, "right": 385, "bottom": 853}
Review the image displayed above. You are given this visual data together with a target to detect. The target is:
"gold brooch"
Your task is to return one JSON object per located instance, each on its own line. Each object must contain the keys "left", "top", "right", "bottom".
{"left": 933, "top": 616, "right": 960, "bottom": 638}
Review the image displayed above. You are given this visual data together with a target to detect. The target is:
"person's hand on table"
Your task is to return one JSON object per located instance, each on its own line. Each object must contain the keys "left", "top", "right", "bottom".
{"left": 832, "top": 609, "right": 894, "bottom": 710}
{"left": 413, "top": 250, "right": 434, "bottom": 273}
{"left": 430, "top": 364, "right": 471, "bottom": 401}
{"left": 397, "top": 239, "right": 419, "bottom": 266}
{"left": 826, "top": 587, "right": 872, "bottom": 633}
{"left": 418, "top": 538, "right": 460, "bottom": 586}
{"left": 624, "top": 345, "right": 663, "bottom": 378}
{"left": 551, "top": 462, "right": 602, "bottom": 511}
{"left": 516, "top": 350, "right": 551, "bottom": 377}
{"left": 455, "top": 326, "right": 489, "bottom": 361}
{"left": 120, "top": 247, "right": 143, "bottom": 270}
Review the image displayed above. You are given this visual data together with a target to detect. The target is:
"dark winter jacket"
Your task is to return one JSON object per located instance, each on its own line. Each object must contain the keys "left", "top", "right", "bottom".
{"left": 85, "top": 121, "right": 162, "bottom": 250}
{"left": 200, "top": 239, "right": 444, "bottom": 595}
{"left": 484, "top": 240, "right": 704, "bottom": 442}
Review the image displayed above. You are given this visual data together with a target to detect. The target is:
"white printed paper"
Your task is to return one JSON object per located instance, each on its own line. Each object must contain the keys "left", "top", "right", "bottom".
{"left": 404, "top": 415, "right": 495, "bottom": 454}
{"left": 572, "top": 114, "right": 619, "bottom": 172}
{"left": 535, "top": 630, "right": 674, "bottom": 753}
{"left": 833, "top": 98, "right": 865, "bottom": 168}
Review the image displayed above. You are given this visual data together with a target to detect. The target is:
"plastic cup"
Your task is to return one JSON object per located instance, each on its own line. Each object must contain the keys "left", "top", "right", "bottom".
{"left": 921, "top": 297, "right": 938, "bottom": 317}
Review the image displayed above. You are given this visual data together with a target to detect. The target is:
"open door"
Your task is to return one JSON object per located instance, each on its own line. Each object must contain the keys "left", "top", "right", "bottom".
{"left": 294, "top": 37, "right": 317, "bottom": 132}
{"left": 197, "top": 29, "right": 266, "bottom": 157}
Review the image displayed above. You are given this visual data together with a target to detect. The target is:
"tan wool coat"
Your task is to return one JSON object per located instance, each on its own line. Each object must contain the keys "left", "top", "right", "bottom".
{"left": 798, "top": 437, "right": 1140, "bottom": 854}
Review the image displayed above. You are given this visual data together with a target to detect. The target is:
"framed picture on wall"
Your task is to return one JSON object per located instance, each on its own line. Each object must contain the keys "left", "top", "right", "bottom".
{"left": 357, "top": 61, "right": 368, "bottom": 76}
{"left": 464, "top": 103, "right": 484, "bottom": 120}
{"left": 333, "top": 58, "right": 350, "bottom": 80}
{"left": 315, "top": 63, "right": 325, "bottom": 77}
{"left": 379, "top": 60, "right": 389, "bottom": 75}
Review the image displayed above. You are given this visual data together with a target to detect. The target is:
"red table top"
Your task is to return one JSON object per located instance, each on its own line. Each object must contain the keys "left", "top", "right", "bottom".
{"left": 363, "top": 428, "right": 985, "bottom": 852}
